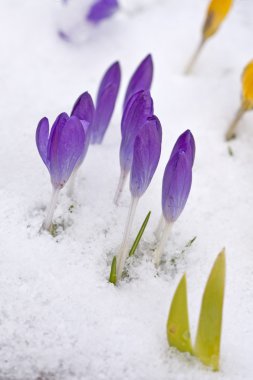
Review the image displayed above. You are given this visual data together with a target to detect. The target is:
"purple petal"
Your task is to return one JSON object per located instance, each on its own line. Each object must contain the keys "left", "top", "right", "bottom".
{"left": 120, "top": 90, "right": 153, "bottom": 173}
{"left": 130, "top": 116, "right": 162, "bottom": 198}
{"left": 36, "top": 117, "right": 49, "bottom": 168}
{"left": 48, "top": 115, "right": 85, "bottom": 188}
{"left": 91, "top": 61, "right": 121, "bottom": 144}
{"left": 71, "top": 91, "right": 95, "bottom": 126}
{"left": 170, "top": 130, "right": 195, "bottom": 167}
{"left": 162, "top": 150, "right": 192, "bottom": 223}
{"left": 86, "top": 0, "right": 119, "bottom": 24}
{"left": 123, "top": 54, "right": 153, "bottom": 110}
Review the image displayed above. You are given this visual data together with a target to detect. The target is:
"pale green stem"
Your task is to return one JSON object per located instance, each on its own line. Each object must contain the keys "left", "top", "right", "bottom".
{"left": 67, "top": 168, "right": 78, "bottom": 197}
{"left": 116, "top": 197, "right": 139, "bottom": 280}
{"left": 184, "top": 38, "right": 206, "bottom": 75}
{"left": 225, "top": 105, "right": 245, "bottom": 141}
{"left": 113, "top": 170, "right": 128, "bottom": 206}
{"left": 42, "top": 187, "right": 60, "bottom": 231}
{"left": 154, "top": 214, "right": 166, "bottom": 240}
{"left": 154, "top": 222, "right": 173, "bottom": 267}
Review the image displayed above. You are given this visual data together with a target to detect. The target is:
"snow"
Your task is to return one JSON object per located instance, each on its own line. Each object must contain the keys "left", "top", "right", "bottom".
{"left": 0, "top": 0, "right": 253, "bottom": 379}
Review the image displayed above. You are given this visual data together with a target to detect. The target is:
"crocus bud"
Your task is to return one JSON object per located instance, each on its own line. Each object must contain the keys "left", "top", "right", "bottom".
{"left": 91, "top": 61, "right": 121, "bottom": 144}
{"left": 123, "top": 54, "right": 153, "bottom": 109}
{"left": 130, "top": 116, "right": 162, "bottom": 198}
{"left": 86, "top": 0, "right": 119, "bottom": 24}
{"left": 114, "top": 90, "right": 153, "bottom": 205}
{"left": 162, "top": 150, "right": 192, "bottom": 224}
{"left": 170, "top": 129, "right": 195, "bottom": 167}
{"left": 154, "top": 131, "right": 195, "bottom": 266}
{"left": 36, "top": 113, "right": 85, "bottom": 231}
{"left": 36, "top": 112, "right": 85, "bottom": 189}
{"left": 120, "top": 90, "right": 153, "bottom": 174}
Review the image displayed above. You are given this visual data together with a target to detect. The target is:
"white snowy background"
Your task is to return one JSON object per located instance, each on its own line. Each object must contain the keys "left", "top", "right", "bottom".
{"left": 0, "top": 0, "right": 253, "bottom": 379}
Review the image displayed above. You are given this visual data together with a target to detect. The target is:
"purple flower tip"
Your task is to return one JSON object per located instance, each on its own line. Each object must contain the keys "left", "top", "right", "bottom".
{"left": 170, "top": 129, "right": 195, "bottom": 167}
{"left": 130, "top": 115, "right": 162, "bottom": 198}
{"left": 120, "top": 90, "right": 154, "bottom": 174}
{"left": 123, "top": 54, "right": 153, "bottom": 110}
{"left": 86, "top": 0, "right": 119, "bottom": 24}
{"left": 162, "top": 148, "right": 193, "bottom": 224}
{"left": 91, "top": 61, "right": 121, "bottom": 144}
{"left": 36, "top": 113, "right": 85, "bottom": 189}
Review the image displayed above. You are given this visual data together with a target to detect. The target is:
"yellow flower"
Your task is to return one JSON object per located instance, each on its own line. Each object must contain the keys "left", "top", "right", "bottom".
{"left": 242, "top": 60, "right": 253, "bottom": 110}
{"left": 203, "top": 0, "right": 233, "bottom": 39}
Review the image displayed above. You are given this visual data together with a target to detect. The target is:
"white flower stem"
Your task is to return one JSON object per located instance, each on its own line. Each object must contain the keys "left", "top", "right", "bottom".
{"left": 225, "top": 105, "right": 245, "bottom": 141}
{"left": 184, "top": 38, "right": 206, "bottom": 75}
{"left": 67, "top": 168, "right": 78, "bottom": 198}
{"left": 154, "top": 214, "right": 166, "bottom": 240}
{"left": 154, "top": 222, "right": 173, "bottom": 267}
{"left": 116, "top": 197, "right": 139, "bottom": 280}
{"left": 113, "top": 170, "right": 128, "bottom": 206}
{"left": 42, "top": 187, "right": 60, "bottom": 232}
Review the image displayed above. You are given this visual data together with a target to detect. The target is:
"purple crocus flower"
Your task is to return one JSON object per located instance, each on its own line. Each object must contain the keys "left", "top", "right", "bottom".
{"left": 91, "top": 61, "right": 121, "bottom": 144}
{"left": 114, "top": 90, "right": 153, "bottom": 205}
{"left": 86, "top": 0, "right": 119, "bottom": 24}
{"left": 123, "top": 54, "right": 153, "bottom": 110}
{"left": 154, "top": 131, "right": 195, "bottom": 266}
{"left": 130, "top": 116, "right": 162, "bottom": 198}
{"left": 116, "top": 116, "right": 162, "bottom": 280}
{"left": 36, "top": 112, "right": 85, "bottom": 231}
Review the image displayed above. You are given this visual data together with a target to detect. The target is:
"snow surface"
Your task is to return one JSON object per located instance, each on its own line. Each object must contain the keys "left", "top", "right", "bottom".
{"left": 0, "top": 0, "right": 253, "bottom": 379}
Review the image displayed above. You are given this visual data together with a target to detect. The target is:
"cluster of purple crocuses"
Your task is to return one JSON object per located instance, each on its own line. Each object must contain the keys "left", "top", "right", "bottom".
{"left": 36, "top": 54, "right": 195, "bottom": 281}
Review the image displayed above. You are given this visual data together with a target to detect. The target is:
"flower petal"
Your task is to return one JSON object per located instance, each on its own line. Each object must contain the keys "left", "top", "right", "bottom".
{"left": 120, "top": 90, "right": 153, "bottom": 173}
{"left": 170, "top": 129, "right": 195, "bottom": 167}
{"left": 91, "top": 61, "right": 121, "bottom": 144}
{"left": 36, "top": 117, "right": 49, "bottom": 168}
{"left": 123, "top": 54, "right": 153, "bottom": 109}
{"left": 48, "top": 115, "right": 85, "bottom": 188}
{"left": 162, "top": 150, "right": 192, "bottom": 223}
{"left": 130, "top": 116, "right": 162, "bottom": 198}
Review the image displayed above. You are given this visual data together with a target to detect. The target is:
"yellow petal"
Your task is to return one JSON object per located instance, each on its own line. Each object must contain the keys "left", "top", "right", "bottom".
{"left": 202, "top": 0, "right": 233, "bottom": 39}
{"left": 194, "top": 249, "right": 226, "bottom": 371}
{"left": 167, "top": 274, "right": 193, "bottom": 354}
{"left": 242, "top": 60, "right": 253, "bottom": 110}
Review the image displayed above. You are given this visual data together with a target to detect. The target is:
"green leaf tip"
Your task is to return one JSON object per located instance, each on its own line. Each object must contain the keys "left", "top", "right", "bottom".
{"left": 194, "top": 248, "right": 226, "bottom": 371}
{"left": 129, "top": 211, "right": 151, "bottom": 257}
{"left": 109, "top": 256, "right": 117, "bottom": 285}
{"left": 167, "top": 274, "right": 193, "bottom": 354}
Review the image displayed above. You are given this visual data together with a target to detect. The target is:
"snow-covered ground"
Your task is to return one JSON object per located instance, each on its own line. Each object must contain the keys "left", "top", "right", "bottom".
{"left": 0, "top": 0, "right": 253, "bottom": 379}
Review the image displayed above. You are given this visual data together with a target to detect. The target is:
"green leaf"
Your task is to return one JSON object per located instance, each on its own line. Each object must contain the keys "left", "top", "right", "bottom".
{"left": 194, "top": 249, "right": 226, "bottom": 371}
{"left": 109, "top": 256, "right": 117, "bottom": 285}
{"left": 129, "top": 211, "right": 151, "bottom": 257}
{"left": 167, "top": 274, "right": 193, "bottom": 354}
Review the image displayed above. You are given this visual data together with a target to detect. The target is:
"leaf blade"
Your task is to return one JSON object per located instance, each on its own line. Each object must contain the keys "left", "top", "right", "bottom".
{"left": 129, "top": 211, "right": 151, "bottom": 257}
{"left": 109, "top": 256, "right": 117, "bottom": 285}
{"left": 167, "top": 274, "right": 193, "bottom": 354}
{"left": 194, "top": 249, "right": 226, "bottom": 371}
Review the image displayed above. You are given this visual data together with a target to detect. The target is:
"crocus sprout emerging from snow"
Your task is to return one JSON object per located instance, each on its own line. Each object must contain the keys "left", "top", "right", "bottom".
{"left": 114, "top": 90, "right": 153, "bottom": 205}
{"left": 86, "top": 0, "right": 119, "bottom": 24}
{"left": 91, "top": 61, "right": 121, "bottom": 144}
{"left": 36, "top": 113, "right": 85, "bottom": 231}
{"left": 154, "top": 130, "right": 195, "bottom": 267}
{"left": 123, "top": 54, "right": 153, "bottom": 110}
{"left": 116, "top": 116, "right": 162, "bottom": 280}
